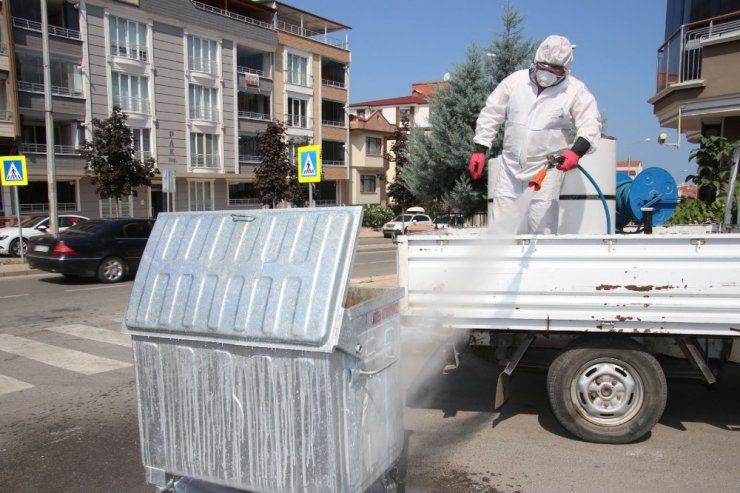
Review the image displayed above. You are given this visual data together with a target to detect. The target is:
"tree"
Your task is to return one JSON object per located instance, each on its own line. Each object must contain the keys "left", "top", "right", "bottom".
{"left": 386, "top": 123, "right": 416, "bottom": 209}
{"left": 402, "top": 3, "right": 535, "bottom": 217}
{"left": 255, "top": 121, "right": 293, "bottom": 208}
{"left": 80, "top": 106, "right": 158, "bottom": 206}
{"left": 686, "top": 135, "right": 739, "bottom": 205}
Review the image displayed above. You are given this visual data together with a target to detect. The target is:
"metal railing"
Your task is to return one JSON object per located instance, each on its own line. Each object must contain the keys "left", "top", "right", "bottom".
{"left": 113, "top": 96, "right": 151, "bottom": 114}
{"left": 191, "top": 154, "right": 220, "bottom": 168}
{"left": 285, "top": 114, "right": 312, "bottom": 129}
{"left": 238, "top": 110, "right": 271, "bottom": 121}
{"left": 190, "top": 200, "right": 213, "bottom": 211}
{"left": 134, "top": 150, "right": 152, "bottom": 162}
{"left": 322, "top": 79, "right": 345, "bottom": 89}
{"left": 21, "top": 143, "right": 80, "bottom": 154}
{"left": 12, "top": 17, "right": 81, "bottom": 40}
{"left": 323, "top": 159, "right": 346, "bottom": 167}
{"left": 21, "top": 202, "right": 77, "bottom": 213}
{"left": 656, "top": 11, "right": 740, "bottom": 92}
{"left": 191, "top": 1, "right": 273, "bottom": 30}
{"left": 0, "top": 111, "right": 13, "bottom": 121}
{"left": 315, "top": 199, "right": 339, "bottom": 206}
{"left": 322, "top": 119, "right": 345, "bottom": 128}
{"left": 111, "top": 42, "right": 149, "bottom": 62}
{"left": 237, "top": 65, "right": 271, "bottom": 79}
{"left": 0, "top": 43, "right": 6, "bottom": 55}
{"left": 189, "top": 56, "right": 219, "bottom": 75}
{"left": 285, "top": 71, "right": 313, "bottom": 88}
{"left": 228, "top": 197, "right": 260, "bottom": 206}
{"left": 190, "top": 106, "right": 219, "bottom": 121}
{"left": 276, "top": 20, "right": 348, "bottom": 50}
{"left": 18, "top": 80, "right": 84, "bottom": 98}
{"left": 238, "top": 154, "right": 260, "bottom": 164}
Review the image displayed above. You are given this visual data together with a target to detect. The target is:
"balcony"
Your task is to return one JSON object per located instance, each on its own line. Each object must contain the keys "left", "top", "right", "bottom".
{"left": 276, "top": 20, "right": 348, "bottom": 50}
{"left": 0, "top": 44, "right": 7, "bottom": 55}
{"left": 21, "top": 202, "right": 78, "bottom": 214}
{"left": 285, "top": 114, "right": 312, "bottom": 129}
{"left": 113, "top": 96, "right": 151, "bottom": 115}
{"left": 322, "top": 119, "right": 345, "bottom": 128}
{"left": 238, "top": 154, "right": 260, "bottom": 164}
{"left": 228, "top": 197, "right": 260, "bottom": 206}
{"left": 191, "top": 154, "right": 220, "bottom": 169}
{"left": 111, "top": 42, "right": 149, "bottom": 62}
{"left": 12, "top": 17, "right": 81, "bottom": 41}
{"left": 323, "top": 159, "right": 346, "bottom": 167}
{"left": 238, "top": 110, "right": 271, "bottom": 121}
{"left": 18, "top": 81, "right": 84, "bottom": 98}
{"left": 322, "top": 79, "right": 345, "bottom": 89}
{"left": 237, "top": 65, "right": 271, "bottom": 80}
{"left": 21, "top": 143, "right": 80, "bottom": 154}
{"left": 0, "top": 111, "right": 13, "bottom": 122}
{"left": 188, "top": 56, "right": 218, "bottom": 76}
{"left": 191, "top": 1, "right": 273, "bottom": 30}
{"left": 134, "top": 150, "right": 153, "bottom": 162}
{"left": 190, "top": 106, "right": 219, "bottom": 122}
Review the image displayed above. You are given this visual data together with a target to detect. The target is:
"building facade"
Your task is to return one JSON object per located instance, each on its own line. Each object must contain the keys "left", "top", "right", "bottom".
{"left": 348, "top": 110, "right": 394, "bottom": 206}
{"left": 1, "top": 0, "right": 350, "bottom": 219}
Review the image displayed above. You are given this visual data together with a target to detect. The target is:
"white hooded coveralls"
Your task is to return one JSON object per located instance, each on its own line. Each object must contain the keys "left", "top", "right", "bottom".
{"left": 474, "top": 68, "right": 601, "bottom": 233}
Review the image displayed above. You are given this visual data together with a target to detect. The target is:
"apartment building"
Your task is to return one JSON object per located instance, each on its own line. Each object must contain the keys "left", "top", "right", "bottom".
{"left": 2, "top": 0, "right": 350, "bottom": 218}
{"left": 348, "top": 110, "right": 395, "bottom": 206}
{"left": 650, "top": 1, "right": 740, "bottom": 144}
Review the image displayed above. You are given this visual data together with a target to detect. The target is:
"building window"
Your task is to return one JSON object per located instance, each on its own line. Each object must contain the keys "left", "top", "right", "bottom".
{"left": 314, "top": 181, "right": 337, "bottom": 206}
{"left": 111, "top": 72, "right": 150, "bottom": 114}
{"left": 100, "top": 196, "right": 133, "bottom": 218}
{"left": 239, "top": 135, "right": 259, "bottom": 163}
{"left": 21, "top": 123, "right": 80, "bottom": 154}
{"left": 399, "top": 107, "right": 412, "bottom": 127}
{"left": 189, "top": 84, "right": 218, "bottom": 121}
{"left": 361, "top": 175, "right": 377, "bottom": 193}
{"left": 366, "top": 137, "right": 382, "bottom": 156}
{"left": 109, "top": 16, "right": 148, "bottom": 61}
{"left": 190, "top": 132, "right": 219, "bottom": 168}
{"left": 287, "top": 97, "right": 309, "bottom": 128}
{"left": 322, "top": 140, "right": 345, "bottom": 166}
{"left": 237, "top": 92, "right": 270, "bottom": 120}
{"left": 321, "top": 100, "right": 345, "bottom": 127}
{"left": 287, "top": 53, "right": 308, "bottom": 86}
{"left": 356, "top": 109, "right": 365, "bottom": 117}
{"left": 18, "top": 181, "right": 78, "bottom": 213}
{"left": 228, "top": 182, "right": 260, "bottom": 206}
{"left": 187, "top": 35, "right": 218, "bottom": 75}
{"left": 189, "top": 181, "right": 213, "bottom": 211}
{"left": 131, "top": 128, "right": 151, "bottom": 161}
{"left": 16, "top": 52, "right": 82, "bottom": 97}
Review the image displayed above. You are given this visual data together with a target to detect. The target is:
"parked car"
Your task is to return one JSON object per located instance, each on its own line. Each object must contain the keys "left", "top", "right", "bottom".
{"left": 26, "top": 218, "right": 156, "bottom": 283}
{"left": 433, "top": 213, "right": 466, "bottom": 229}
{"left": 0, "top": 214, "right": 89, "bottom": 257}
{"left": 382, "top": 213, "right": 433, "bottom": 238}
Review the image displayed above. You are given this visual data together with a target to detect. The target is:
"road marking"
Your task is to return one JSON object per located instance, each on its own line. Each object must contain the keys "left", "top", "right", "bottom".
{"left": 65, "top": 283, "right": 133, "bottom": 293}
{"left": 0, "top": 374, "right": 34, "bottom": 397}
{"left": 0, "top": 334, "right": 131, "bottom": 375}
{"left": 0, "top": 293, "right": 30, "bottom": 300}
{"left": 47, "top": 324, "right": 132, "bottom": 348}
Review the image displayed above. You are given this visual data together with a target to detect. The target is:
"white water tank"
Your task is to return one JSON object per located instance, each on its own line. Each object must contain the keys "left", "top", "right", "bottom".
{"left": 558, "top": 136, "right": 617, "bottom": 234}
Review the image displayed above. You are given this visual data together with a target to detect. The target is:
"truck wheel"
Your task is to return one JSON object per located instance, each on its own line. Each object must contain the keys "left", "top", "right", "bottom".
{"left": 547, "top": 337, "right": 667, "bottom": 444}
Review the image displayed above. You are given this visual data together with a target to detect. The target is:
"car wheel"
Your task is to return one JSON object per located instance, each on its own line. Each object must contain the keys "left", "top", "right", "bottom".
{"left": 97, "top": 256, "right": 126, "bottom": 283}
{"left": 9, "top": 238, "right": 28, "bottom": 257}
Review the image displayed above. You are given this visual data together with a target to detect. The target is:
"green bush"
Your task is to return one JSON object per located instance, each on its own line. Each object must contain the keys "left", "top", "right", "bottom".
{"left": 362, "top": 205, "right": 395, "bottom": 228}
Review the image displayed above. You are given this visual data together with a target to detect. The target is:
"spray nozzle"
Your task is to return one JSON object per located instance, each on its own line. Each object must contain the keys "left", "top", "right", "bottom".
{"left": 528, "top": 154, "right": 559, "bottom": 191}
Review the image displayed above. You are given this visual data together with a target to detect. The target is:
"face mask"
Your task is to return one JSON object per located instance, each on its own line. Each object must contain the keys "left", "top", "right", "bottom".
{"left": 535, "top": 69, "right": 560, "bottom": 88}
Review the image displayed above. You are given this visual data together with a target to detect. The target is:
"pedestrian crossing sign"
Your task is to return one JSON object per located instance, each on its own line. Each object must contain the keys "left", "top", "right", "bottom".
{"left": 0, "top": 156, "right": 27, "bottom": 186}
{"left": 297, "top": 145, "right": 321, "bottom": 183}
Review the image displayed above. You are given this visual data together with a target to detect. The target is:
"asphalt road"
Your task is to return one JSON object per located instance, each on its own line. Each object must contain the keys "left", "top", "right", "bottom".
{"left": 1, "top": 244, "right": 739, "bottom": 493}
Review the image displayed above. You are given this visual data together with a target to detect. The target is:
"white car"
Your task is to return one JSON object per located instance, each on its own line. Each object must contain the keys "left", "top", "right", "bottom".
{"left": 0, "top": 214, "right": 89, "bottom": 257}
{"left": 382, "top": 213, "right": 433, "bottom": 238}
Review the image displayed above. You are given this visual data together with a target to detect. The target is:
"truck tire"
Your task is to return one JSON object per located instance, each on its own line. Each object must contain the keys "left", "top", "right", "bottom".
{"left": 547, "top": 336, "right": 667, "bottom": 444}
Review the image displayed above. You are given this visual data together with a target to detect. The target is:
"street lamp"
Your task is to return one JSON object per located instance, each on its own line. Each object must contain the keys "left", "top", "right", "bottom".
{"left": 627, "top": 138, "right": 651, "bottom": 173}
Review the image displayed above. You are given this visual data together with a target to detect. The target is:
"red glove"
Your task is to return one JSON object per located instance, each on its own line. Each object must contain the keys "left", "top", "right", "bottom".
{"left": 469, "top": 152, "right": 485, "bottom": 180}
{"left": 556, "top": 149, "right": 580, "bottom": 171}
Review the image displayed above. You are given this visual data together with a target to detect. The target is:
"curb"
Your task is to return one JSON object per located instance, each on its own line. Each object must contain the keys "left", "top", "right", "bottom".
{"left": 0, "top": 262, "right": 38, "bottom": 277}
{"left": 350, "top": 274, "right": 398, "bottom": 286}
{"left": 356, "top": 243, "right": 396, "bottom": 253}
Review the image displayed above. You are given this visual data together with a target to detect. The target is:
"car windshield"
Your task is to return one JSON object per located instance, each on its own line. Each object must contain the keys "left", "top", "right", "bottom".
{"left": 60, "top": 220, "right": 106, "bottom": 236}
{"left": 393, "top": 215, "right": 414, "bottom": 222}
{"left": 20, "top": 217, "right": 46, "bottom": 228}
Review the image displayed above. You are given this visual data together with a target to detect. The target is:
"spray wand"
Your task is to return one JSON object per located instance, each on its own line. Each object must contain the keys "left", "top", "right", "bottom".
{"left": 528, "top": 154, "right": 558, "bottom": 191}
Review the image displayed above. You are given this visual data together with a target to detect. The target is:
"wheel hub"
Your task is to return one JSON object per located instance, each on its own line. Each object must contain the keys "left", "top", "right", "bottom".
{"left": 573, "top": 359, "right": 644, "bottom": 426}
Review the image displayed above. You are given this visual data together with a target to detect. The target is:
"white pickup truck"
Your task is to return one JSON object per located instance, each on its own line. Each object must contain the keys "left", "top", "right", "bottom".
{"left": 396, "top": 230, "right": 740, "bottom": 444}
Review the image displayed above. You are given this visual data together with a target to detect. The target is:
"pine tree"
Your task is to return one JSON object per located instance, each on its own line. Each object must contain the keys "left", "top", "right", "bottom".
{"left": 255, "top": 121, "right": 293, "bottom": 208}
{"left": 80, "top": 106, "right": 159, "bottom": 202}
{"left": 386, "top": 123, "right": 416, "bottom": 209}
{"left": 487, "top": 0, "right": 537, "bottom": 88}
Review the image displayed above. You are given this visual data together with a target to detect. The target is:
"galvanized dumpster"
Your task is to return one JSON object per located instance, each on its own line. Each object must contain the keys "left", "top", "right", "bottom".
{"left": 123, "top": 207, "right": 404, "bottom": 493}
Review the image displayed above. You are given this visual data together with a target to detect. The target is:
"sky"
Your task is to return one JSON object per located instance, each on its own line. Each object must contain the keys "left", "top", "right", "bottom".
{"left": 285, "top": 0, "right": 695, "bottom": 184}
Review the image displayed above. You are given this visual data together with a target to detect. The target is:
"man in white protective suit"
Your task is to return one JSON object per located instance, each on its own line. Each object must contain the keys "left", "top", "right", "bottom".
{"left": 469, "top": 34, "right": 601, "bottom": 234}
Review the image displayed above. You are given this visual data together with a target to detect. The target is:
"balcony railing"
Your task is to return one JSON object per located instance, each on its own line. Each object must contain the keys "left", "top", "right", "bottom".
{"left": 113, "top": 96, "right": 151, "bottom": 114}
{"left": 285, "top": 114, "right": 312, "bottom": 129}
{"left": 0, "top": 111, "right": 13, "bottom": 121}
{"left": 12, "top": 17, "right": 81, "bottom": 40}
{"left": 18, "top": 81, "right": 84, "bottom": 98}
{"left": 21, "top": 202, "right": 77, "bottom": 214}
{"left": 21, "top": 143, "right": 80, "bottom": 154}
{"left": 0, "top": 43, "right": 7, "bottom": 55}
{"left": 237, "top": 65, "right": 271, "bottom": 79}
{"left": 229, "top": 197, "right": 260, "bottom": 206}
{"left": 189, "top": 56, "right": 218, "bottom": 75}
{"left": 111, "top": 42, "right": 149, "bottom": 62}
{"left": 323, "top": 159, "right": 346, "bottom": 167}
{"left": 190, "top": 106, "right": 219, "bottom": 122}
{"left": 191, "top": 1, "right": 273, "bottom": 30}
{"left": 656, "top": 11, "right": 740, "bottom": 92}
{"left": 322, "top": 79, "right": 345, "bottom": 89}
{"left": 315, "top": 199, "right": 339, "bottom": 207}
{"left": 285, "top": 71, "right": 313, "bottom": 88}
{"left": 134, "top": 150, "right": 152, "bottom": 162}
{"left": 238, "top": 154, "right": 260, "bottom": 164}
{"left": 276, "top": 20, "right": 348, "bottom": 50}
{"left": 322, "top": 119, "right": 345, "bottom": 128}
{"left": 238, "top": 110, "right": 271, "bottom": 121}
{"left": 191, "top": 154, "right": 220, "bottom": 168}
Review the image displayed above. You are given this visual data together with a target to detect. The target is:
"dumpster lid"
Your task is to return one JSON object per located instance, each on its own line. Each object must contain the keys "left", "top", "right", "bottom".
{"left": 123, "top": 207, "right": 362, "bottom": 352}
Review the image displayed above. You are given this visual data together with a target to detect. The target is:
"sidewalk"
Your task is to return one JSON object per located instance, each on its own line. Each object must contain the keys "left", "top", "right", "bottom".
{"left": 0, "top": 259, "right": 36, "bottom": 277}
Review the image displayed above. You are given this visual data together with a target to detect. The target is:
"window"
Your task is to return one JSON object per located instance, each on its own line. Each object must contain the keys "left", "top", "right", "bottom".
{"left": 189, "top": 181, "right": 212, "bottom": 211}
{"left": 111, "top": 72, "right": 150, "bottom": 113}
{"left": 287, "top": 97, "right": 309, "bottom": 128}
{"left": 238, "top": 135, "right": 259, "bottom": 163}
{"left": 189, "top": 84, "right": 218, "bottom": 121}
{"left": 131, "top": 128, "right": 151, "bottom": 161}
{"left": 399, "top": 107, "right": 412, "bottom": 127}
{"left": 287, "top": 53, "right": 308, "bottom": 86}
{"left": 16, "top": 52, "right": 82, "bottom": 97}
{"left": 366, "top": 137, "right": 382, "bottom": 156}
{"left": 21, "top": 123, "right": 79, "bottom": 153}
{"left": 121, "top": 221, "right": 152, "bottom": 238}
{"left": 321, "top": 100, "right": 345, "bottom": 127}
{"left": 361, "top": 175, "right": 377, "bottom": 193}
{"left": 237, "top": 92, "right": 270, "bottom": 120}
{"left": 18, "top": 181, "right": 78, "bottom": 213}
{"left": 110, "top": 16, "right": 148, "bottom": 61}
{"left": 187, "top": 35, "right": 218, "bottom": 75}
{"left": 100, "top": 197, "right": 132, "bottom": 218}
{"left": 322, "top": 141, "right": 345, "bottom": 165}
{"left": 190, "top": 133, "right": 219, "bottom": 168}
{"left": 228, "top": 182, "right": 260, "bottom": 206}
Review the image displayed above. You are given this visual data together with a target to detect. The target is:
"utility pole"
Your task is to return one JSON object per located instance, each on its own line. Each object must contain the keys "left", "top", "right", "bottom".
{"left": 41, "top": 0, "right": 58, "bottom": 234}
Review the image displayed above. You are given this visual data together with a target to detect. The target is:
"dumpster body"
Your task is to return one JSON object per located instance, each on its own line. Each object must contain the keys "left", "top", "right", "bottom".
{"left": 123, "top": 208, "right": 403, "bottom": 492}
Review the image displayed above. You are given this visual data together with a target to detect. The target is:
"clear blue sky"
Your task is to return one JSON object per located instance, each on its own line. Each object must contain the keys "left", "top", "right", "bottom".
{"left": 286, "top": 0, "right": 694, "bottom": 184}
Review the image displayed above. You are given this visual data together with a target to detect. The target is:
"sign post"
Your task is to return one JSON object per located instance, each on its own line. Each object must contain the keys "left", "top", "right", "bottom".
{"left": 297, "top": 145, "right": 321, "bottom": 208}
{"left": 1, "top": 156, "right": 28, "bottom": 259}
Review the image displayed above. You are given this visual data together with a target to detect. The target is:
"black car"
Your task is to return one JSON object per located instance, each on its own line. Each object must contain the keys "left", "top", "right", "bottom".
{"left": 27, "top": 218, "right": 156, "bottom": 283}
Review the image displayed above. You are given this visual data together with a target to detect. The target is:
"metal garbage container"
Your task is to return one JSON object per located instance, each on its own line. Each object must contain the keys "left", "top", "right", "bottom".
{"left": 123, "top": 207, "right": 404, "bottom": 493}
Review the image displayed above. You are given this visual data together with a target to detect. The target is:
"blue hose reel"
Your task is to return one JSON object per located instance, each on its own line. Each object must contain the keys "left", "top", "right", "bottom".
{"left": 615, "top": 167, "right": 679, "bottom": 230}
